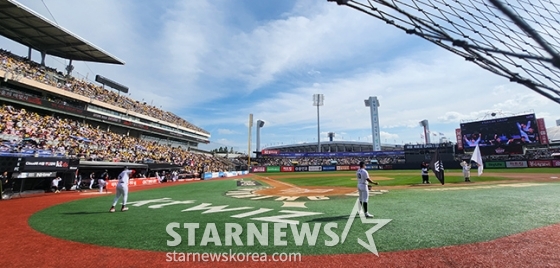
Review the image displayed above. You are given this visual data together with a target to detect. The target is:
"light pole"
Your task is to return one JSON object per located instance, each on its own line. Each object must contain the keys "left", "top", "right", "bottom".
{"left": 248, "top": 114, "right": 253, "bottom": 168}
{"left": 256, "top": 120, "right": 265, "bottom": 153}
{"left": 313, "top": 94, "right": 324, "bottom": 152}
{"left": 364, "top": 96, "right": 381, "bottom": 151}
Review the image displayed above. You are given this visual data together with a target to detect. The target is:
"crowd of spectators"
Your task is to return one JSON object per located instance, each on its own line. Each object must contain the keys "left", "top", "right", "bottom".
{"left": 255, "top": 155, "right": 404, "bottom": 166}
{"left": 0, "top": 49, "right": 208, "bottom": 134}
{"left": 0, "top": 105, "right": 234, "bottom": 173}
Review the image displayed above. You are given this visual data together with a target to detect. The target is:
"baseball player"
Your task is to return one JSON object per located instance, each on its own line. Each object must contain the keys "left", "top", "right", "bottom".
{"left": 98, "top": 169, "right": 109, "bottom": 193}
{"left": 51, "top": 176, "right": 62, "bottom": 193}
{"left": 89, "top": 172, "right": 95, "bottom": 189}
{"left": 460, "top": 161, "right": 472, "bottom": 182}
{"left": 421, "top": 162, "right": 430, "bottom": 184}
{"left": 109, "top": 167, "right": 135, "bottom": 212}
{"left": 356, "top": 161, "right": 378, "bottom": 218}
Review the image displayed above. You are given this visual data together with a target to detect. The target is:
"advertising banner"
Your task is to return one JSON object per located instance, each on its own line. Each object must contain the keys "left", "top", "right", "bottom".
{"left": 528, "top": 160, "right": 552, "bottom": 168}
{"left": 336, "top": 165, "right": 350, "bottom": 171}
{"left": 553, "top": 160, "right": 560, "bottom": 167}
{"left": 294, "top": 166, "right": 309, "bottom": 172}
{"left": 505, "top": 161, "right": 528, "bottom": 168}
{"left": 382, "top": 165, "right": 393, "bottom": 170}
{"left": 266, "top": 166, "right": 280, "bottom": 172}
{"left": 349, "top": 165, "right": 360, "bottom": 171}
{"left": 281, "top": 166, "right": 294, "bottom": 172}
{"left": 537, "top": 118, "right": 549, "bottom": 144}
{"left": 322, "top": 166, "right": 336, "bottom": 171}
{"left": 203, "top": 173, "right": 212, "bottom": 179}
{"left": 456, "top": 128, "right": 463, "bottom": 150}
{"left": 365, "top": 164, "right": 379, "bottom": 170}
{"left": 485, "top": 161, "right": 506, "bottom": 168}
{"left": 21, "top": 157, "right": 75, "bottom": 172}
{"left": 308, "top": 166, "right": 322, "bottom": 172}
{"left": 261, "top": 149, "right": 280, "bottom": 155}
{"left": 251, "top": 166, "right": 266, "bottom": 173}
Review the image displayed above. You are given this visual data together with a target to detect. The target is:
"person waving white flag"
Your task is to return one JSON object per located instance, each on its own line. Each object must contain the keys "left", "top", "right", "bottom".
{"left": 470, "top": 144, "right": 484, "bottom": 176}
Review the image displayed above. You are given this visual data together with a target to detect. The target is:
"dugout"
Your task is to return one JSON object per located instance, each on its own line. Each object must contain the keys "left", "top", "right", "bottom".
{"left": 1, "top": 156, "right": 79, "bottom": 199}
{"left": 76, "top": 161, "right": 148, "bottom": 189}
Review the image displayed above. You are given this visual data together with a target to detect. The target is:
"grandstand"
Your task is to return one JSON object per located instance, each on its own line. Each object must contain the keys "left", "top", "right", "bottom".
{"left": 0, "top": 0, "right": 210, "bottom": 150}
{"left": 0, "top": 0, "right": 249, "bottom": 197}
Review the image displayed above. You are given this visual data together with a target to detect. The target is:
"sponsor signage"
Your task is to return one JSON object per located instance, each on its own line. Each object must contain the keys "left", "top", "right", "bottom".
{"left": 322, "top": 165, "right": 336, "bottom": 171}
{"left": 553, "top": 160, "right": 560, "bottom": 167}
{"left": 203, "top": 173, "right": 212, "bottom": 179}
{"left": 336, "top": 165, "right": 350, "bottom": 171}
{"left": 505, "top": 161, "right": 528, "bottom": 168}
{"left": 308, "top": 166, "right": 322, "bottom": 172}
{"left": 382, "top": 165, "right": 393, "bottom": 170}
{"left": 349, "top": 165, "right": 360, "bottom": 171}
{"left": 528, "top": 160, "right": 552, "bottom": 167}
{"left": 404, "top": 143, "right": 452, "bottom": 150}
{"left": 251, "top": 166, "right": 266, "bottom": 173}
{"left": 537, "top": 118, "right": 549, "bottom": 145}
{"left": 236, "top": 180, "right": 262, "bottom": 187}
{"left": 294, "top": 166, "right": 309, "bottom": 172}
{"left": 266, "top": 166, "right": 280, "bottom": 172}
{"left": 280, "top": 166, "right": 294, "bottom": 172}
{"left": 261, "top": 149, "right": 280, "bottom": 155}
{"left": 365, "top": 164, "right": 378, "bottom": 170}
{"left": 43, "top": 100, "right": 85, "bottom": 115}
{"left": 0, "top": 88, "right": 42, "bottom": 105}
{"left": 21, "top": 158, "right": 71, "bottom": 171}
{"left": 485, "top": 161, "right": 506, "bottom": 168}
{"left": 456, "top": 128, "right": 463, "bottom": 150}
{"left": 16, "top": 171, "right": 57, "bottom": 178}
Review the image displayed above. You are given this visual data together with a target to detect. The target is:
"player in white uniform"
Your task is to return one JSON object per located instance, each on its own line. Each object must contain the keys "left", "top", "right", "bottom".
{"left": 356, "top": 161, "right": 378, "bottom": 218}
{"left": 109, "top": 167, "right": 134, "bottom": 212}
{"left": 460, "top": 161, "right": 471, "bottom": 182}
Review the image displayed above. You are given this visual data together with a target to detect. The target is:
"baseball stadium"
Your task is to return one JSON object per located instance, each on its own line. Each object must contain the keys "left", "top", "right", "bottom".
{"left": 2, "top": 1, "right": 560, "bottom": 267}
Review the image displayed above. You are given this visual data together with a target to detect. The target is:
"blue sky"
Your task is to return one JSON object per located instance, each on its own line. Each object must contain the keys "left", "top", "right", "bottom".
{"left": 1, "top": 0, "right": 559, "bottom": 154}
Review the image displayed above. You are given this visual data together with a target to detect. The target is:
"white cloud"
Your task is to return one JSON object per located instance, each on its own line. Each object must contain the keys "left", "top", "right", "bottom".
{"left": 217, "top": 128, "right": 238, "bottom": 135}
{"left": 2, "top": 0, "right": 560, "bottom": 152}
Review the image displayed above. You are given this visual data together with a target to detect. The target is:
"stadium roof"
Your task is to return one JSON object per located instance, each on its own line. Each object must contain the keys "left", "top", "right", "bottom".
{"left": 263, "top": 141, "right": 405, "bottom": 153}
{"left": 547, "top": 126, "right": 560, "bottom": 143}
{"left": 0, "top": 0, "right": 125, "bottom": 65}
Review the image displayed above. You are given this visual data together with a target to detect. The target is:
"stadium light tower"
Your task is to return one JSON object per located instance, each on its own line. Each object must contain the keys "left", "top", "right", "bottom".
{"left": 256, "top": 120, "right": 265, "bottom": 152}
{"left": 419, "top": 119, "right": 431, "bottom": 144}
{"left": 364, "top": 96, "right": 381, "bottom": 151}
{"left": 313, "top": 94, "right": 324, "bottom": 152}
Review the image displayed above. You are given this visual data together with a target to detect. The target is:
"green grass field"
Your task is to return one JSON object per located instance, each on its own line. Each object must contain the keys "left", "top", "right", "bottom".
{"left": 28, "top": 171, "right": 560, "bottom": 255}
{"left": 263, "top": 168, "right": 558, "bottom": 187}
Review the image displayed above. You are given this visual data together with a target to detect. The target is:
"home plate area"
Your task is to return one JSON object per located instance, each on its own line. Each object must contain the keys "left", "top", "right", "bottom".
{"left": 226, "top": 180, "right": 388, "bottom": 202}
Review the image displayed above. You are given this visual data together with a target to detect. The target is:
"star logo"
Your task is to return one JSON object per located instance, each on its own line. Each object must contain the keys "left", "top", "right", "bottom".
{"left": 339, "top": 198, "right": 392, "bottom": 256}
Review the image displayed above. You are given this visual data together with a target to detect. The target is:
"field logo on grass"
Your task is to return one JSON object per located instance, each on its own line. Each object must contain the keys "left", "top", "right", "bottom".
{"left": 165, "top": 198, "right": 391, "bottom": 256}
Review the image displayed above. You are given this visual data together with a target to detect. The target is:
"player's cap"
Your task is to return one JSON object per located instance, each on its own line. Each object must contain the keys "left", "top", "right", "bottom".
{"left": 124, "top": 166, "right": 128, "bottom": 170}
{"left": 359, "top": 161, "right": 365, "bottom": 166}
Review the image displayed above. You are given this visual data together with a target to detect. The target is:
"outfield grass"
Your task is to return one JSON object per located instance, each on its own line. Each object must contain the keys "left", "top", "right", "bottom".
{"left": 266, "top": 169, "right": 550, "bottom": 187}
{"left": 28, "top": 178, "right": 560, "bottom": 255}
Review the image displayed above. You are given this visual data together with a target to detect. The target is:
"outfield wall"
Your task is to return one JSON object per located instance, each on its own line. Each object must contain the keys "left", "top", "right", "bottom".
{"left": 202, "top": 171, "right": 250, "bottom": 180}
{"left": 484, "top": 160, "right": 560, "bottom": 168}
{"left": 249, "top": 160, "right": 560, "bottom": 173}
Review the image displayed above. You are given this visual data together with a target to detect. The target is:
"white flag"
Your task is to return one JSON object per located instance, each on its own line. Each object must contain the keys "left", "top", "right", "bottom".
{"left": 470, "top": 144, "right": 484, "bottom": 176}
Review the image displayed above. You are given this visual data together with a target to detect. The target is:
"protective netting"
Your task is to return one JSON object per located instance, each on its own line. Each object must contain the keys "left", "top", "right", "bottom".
{"left": 328, "top": 0, "right": 560, "bottom": 104}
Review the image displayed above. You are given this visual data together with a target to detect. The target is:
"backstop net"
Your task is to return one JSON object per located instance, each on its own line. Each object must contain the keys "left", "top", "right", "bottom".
{"left": 328, "top": 0, "right": 560, "bottom": 104}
